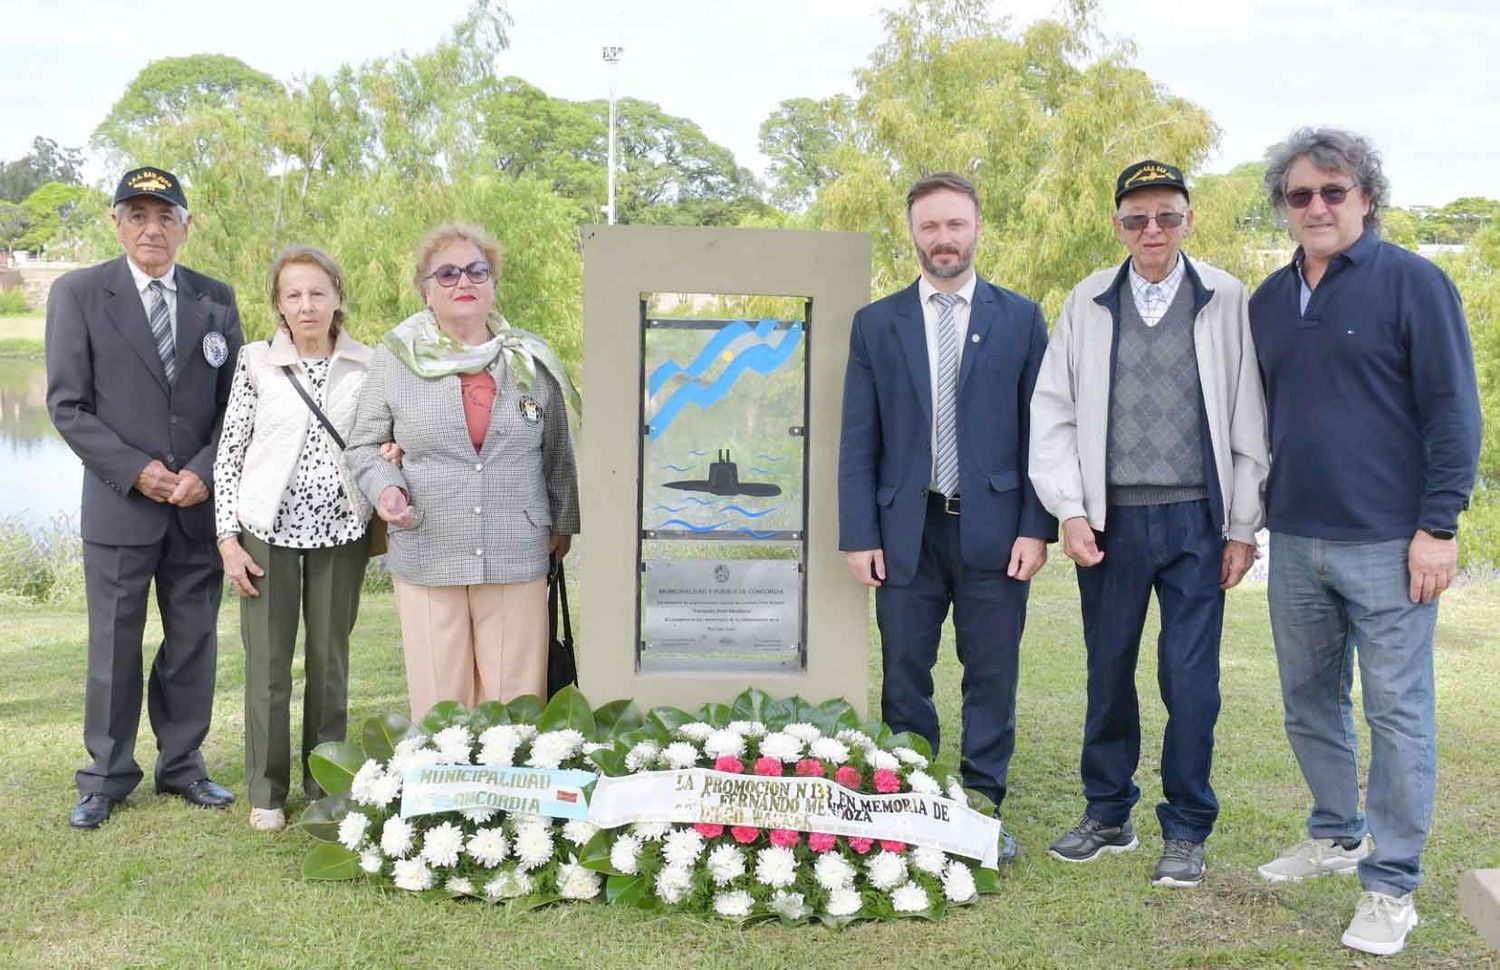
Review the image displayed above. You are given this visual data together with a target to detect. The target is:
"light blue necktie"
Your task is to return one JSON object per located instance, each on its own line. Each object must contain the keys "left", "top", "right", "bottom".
{"left": 932, "top": 292, "right": 960, "bottom": 496}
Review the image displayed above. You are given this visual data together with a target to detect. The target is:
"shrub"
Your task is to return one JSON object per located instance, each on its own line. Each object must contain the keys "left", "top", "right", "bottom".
{"left": 0, "top": 288, "right": 31, "bottom": 314}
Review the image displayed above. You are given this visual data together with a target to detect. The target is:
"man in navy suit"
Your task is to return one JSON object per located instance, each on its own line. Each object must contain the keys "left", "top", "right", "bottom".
{"left": 838, "top": 172, "right": 1056, "bottom": 856}
{"left": 47, "top": 167, "right": 244, "bottom": 828}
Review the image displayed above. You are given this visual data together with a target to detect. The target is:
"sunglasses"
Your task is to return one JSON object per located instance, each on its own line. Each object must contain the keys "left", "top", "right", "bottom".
{"left": 1284, "top": 184, "right": 1357, "bottom": 208}
{"left": 426, "top": 261, "right": 492, "bottom": 287}
{"left": 1118, "top": 212, "right": 1186, "bottom": 231}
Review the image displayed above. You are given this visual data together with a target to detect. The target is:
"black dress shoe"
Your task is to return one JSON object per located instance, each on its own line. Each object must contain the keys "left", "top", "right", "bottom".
{"left": 159, "top": 778, "right": 236, "bottom": 809}
{"left": 70, "top": 793, "right": 118, "bottom": 829}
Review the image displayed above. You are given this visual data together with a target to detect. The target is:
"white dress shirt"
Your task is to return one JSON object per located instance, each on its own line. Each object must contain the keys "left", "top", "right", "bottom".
{"left": 917, "top": 271, "right": 977, "bottom": 490}
{"left": 126, "top": 257, "right": 179, "bottom": 344}
{"left": 1127, "top": 253, "right": 1184, "bottom": 327}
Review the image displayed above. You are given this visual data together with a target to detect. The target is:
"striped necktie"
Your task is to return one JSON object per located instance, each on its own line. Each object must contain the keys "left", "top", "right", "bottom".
{"left": 932, "top": 292, "right": 960, "bottom": 497}
{"left": 148, "top": 279, "right": 176, "bottom": 383}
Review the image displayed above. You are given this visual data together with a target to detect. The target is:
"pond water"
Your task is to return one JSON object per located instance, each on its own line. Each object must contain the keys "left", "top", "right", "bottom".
{"left": 0, "top": 357, "right": 85, "bottom": 530}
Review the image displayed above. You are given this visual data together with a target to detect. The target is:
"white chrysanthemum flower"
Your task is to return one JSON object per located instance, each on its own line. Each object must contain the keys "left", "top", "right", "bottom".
{"left": 337, "top": 811, "right": 370, "bottom": 850}
{"left": 706, "top": 844, "right": 746, "bottom": 885}
{"left": 826, "top": 886, "right": 862, "bottom": 917}
{"left": 757, "top": 731, "right": 804, "bottom": 763}
{"left": 809, "top": 737, "right": 851, "bottom": 763}
{"left": 754, "top": 845, "right": 798, "bottom": 888}
{"left": 350, "top": 760, "right": 384, "bottom": 806}
{"left": 432, "top": 725, "right": 474, "bottom": 763}
{"left": 446, "top": 876, "right": 474, "bottom": 896}
{"left": 835, "top": 728, "right": 874, "bottom": 749}
{"left": 513, "top": 825, "right": 555, "bottom": 870}
{"left": 359, "top": 848, "right": 383, "bottom": 874}
{"left": 910, "top": 845, "right": 948, "bottom": 876}
{"left": 562, "top": 819, "right": 599, "bottom": 846}
{"left": 476, "top": 738, "right": 519, "bottom": 767}
{"left": 662, "top": 828, "right": 706, "bottom": 868}
{"left": 783, "top": 722, "right": 823, "bottom": 744}
{"left": 631, "top": 821, "right": 672, "bottom": 841}
{"left": 813, "top": 852, "right": 856, "bottom": 891}
{"left": 610, "top": 834, "right": 643, "bottom": 874}
{"left": 945, "top": 777, "right": 968, "bottom": 804}
{"left": 768, "top": 890, "right": 810, "bottom": 920}
{"left": 891, "top": 881, "right": 930, "bottom": 913}
{"left": 727, "top": 720, "right": 768, "bottom": 738}
{"left": 867, "top": 749, "right": 901, "bottom": 771}
{"left": 477, "top": 725, "right": 522, "bottom": 749}
{"left": 892, "top": 746, "right": 929, "bottom": 768}
{"left": 676, "top": 722, "right": 714, "bottom": 742}
{"left": 484, "top": 869, "right": 533, "bottom": 899}
{"left": 368, "top": 773, "right": 402, "bottom": 808}
{"left": 660, "top": 741, "right": 700, "bottom": 770}
{"left": 387, "top": 741, "right": 442, "bottom": 777}
{"left": 866, "top": 850, "right": 909, "bottom": 890}
{"left": 943, "top": 860, "right": 978, "bottom": 902}
{"left": 392, "top": 736, "right": 429, "bottom": 758}
{"left": 624, "top": 741, "right": 661, "bottom": 771}
{"left": 461, "top": 807, "right": 497, "bottom": 824}
{"left": 557, "top": 856, "right": 602, "bottom": 900}
{"left": 511, "top": 723, "right": 538, "bottom": 742}
{"left": 421, "top": 821, "right": 465, "bottom": 868}
{"left": 702, "top": 730, "right": 746, "bottom": 759}
{"left": 509, "top": 812, "right": 549, "bottom": 834}
{"left": 466, "top": 828, "right": 509, "bottom": 868}
{"left": 655, "top": 864, "right": 694, "bottom": 904}
{"left": 526, "top": 729, "right": 585, "bottom": 769}
{"left": 714, "top": 889, "right": 755, "bottom": 918}
{"left": 380, "top": 816, "right": 415, "bottom": 858}
{"left": 906, "top": 770, "right": 941, "bottom": 795}
{"left": 392, "top": 858, "right": 433, "bottom": 892}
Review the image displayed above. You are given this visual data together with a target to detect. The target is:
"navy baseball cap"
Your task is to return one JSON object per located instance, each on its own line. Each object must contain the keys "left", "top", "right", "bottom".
{"left": 113, "top": 167, "right": 189, "bottom": 209}
{"left": 1115, "top": 160, "right": 1189, "bottom": 205}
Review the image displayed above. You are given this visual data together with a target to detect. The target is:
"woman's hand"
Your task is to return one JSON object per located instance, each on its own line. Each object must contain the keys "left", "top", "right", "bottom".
{"left": 378, "top": 441, "right": 404, "bottom": 467}
{"left": 218, "top": 536, "right": 265, "bottom": 598}
{"left": 378, "top": 486, "right": 418, "bottom": 528}
{"left": 550, "top": 533, "right": 572, "bottom": 559}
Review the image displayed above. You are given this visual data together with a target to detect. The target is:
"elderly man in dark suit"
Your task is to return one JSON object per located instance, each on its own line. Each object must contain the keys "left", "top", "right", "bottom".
{"left": 47, "top": 167, "right": 244, "bottom": 829}
{"left": 838, "top": 172, "right": 1056, "bottom": 858}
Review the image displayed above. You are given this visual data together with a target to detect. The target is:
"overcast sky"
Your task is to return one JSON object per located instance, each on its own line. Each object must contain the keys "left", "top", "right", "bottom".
{"left": 4, "top": 0, "right": 1497, "bottom": 206}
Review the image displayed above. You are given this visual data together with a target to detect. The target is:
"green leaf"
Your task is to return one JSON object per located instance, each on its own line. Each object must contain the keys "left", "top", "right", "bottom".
{"left": 605, "top": 872, "right": 650, "bottom": 907}
{"left": 307, "top": 741, "right": 365, "bottom": 796}
{"left": 814, "top": 697, "right": 860, "bottom": 736}
{"left": 418, "top": 700, "right": 469, "bottom": 735}
{"left": 786, "top": 695, "right": 820, "bottom": 726}
{"left": 592, "top": 699, "right": 643, "bottom": 739}
{"left": 360, "top": 713, "right": 415, "bottom": 764}
{"left": 294, "top": 793, "right": 356, "bottom": 842}
{"left": 579, "top": 830, "right": 615, "bottom": 873}
{"left": 885, "top": 731, "right": 933, "bottom": 762}
{"left": 466, "top": 700, "right": 511, "bottom": 734}
{"left": 973, "top": 865, "right": 1002, "bottom": 895}
{"left": 862, "top": 717, "right": 894, "bottom": 746}
{"left": 646, "top": 705, "right": 696, "bottom": 735}
{"left": 965, "top": 788, "right": 998, "bottom": 818}
{"left": 303, "top": 842, "right": 360, "bottom": 880}
{"left": 506, "top": 694, "right": 545, "bottom": 725}
{"left": 538, "top": 684, "right": 596, "bottom": 736}
{"left": 730, "top": 687, "right": 773, "bottom": 723}
{"left": 694, "top": 702, "right": 733, "bottom": 727}
{"left": 763, "top": 697, "right": 794, "bottom": 730}
{"left": 589, "top": 748, "right": 628, "bottom": 777}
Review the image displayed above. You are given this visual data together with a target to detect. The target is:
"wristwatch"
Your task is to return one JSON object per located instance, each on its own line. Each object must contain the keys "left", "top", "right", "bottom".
{"left": 1422, "top": 527, "right": 1457, "bottom": 541}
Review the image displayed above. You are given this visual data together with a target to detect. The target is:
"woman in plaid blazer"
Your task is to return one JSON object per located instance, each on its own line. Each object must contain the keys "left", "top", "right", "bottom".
{"left": 346, "top": 224, "right": 579, "bottom": 718}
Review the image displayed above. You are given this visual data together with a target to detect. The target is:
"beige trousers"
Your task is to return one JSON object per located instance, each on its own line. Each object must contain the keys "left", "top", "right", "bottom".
{"left": 392, "top": 577, "right": 548, "bottom": 720}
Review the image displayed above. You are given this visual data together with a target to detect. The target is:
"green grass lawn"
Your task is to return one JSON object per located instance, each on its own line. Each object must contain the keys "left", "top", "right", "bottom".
{"left": 2, "top": 562, "right": 1496, "bottom": 968}
{"left": 0, "top": 312, "right": 44, "bottom": 355}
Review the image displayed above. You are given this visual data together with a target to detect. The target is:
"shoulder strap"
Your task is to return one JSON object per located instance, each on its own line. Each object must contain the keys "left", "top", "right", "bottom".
{"left": 280, "top": 364, "right": 346, "bottom": 451}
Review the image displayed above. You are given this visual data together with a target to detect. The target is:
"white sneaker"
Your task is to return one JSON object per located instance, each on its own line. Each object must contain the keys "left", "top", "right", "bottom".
{"left": 1341, "top": 891, "right": 1418, "bottom": 955}
{"left": 1258, "top": 836, "right": 1369, "bottom": 882}
{"left": 249, "top": 807, "right": 286, "bottom": 831}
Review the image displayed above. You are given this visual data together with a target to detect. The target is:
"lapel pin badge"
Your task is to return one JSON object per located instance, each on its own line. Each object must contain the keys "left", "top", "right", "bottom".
{"left": 202, "top": 331, "right": 229, "bottom": 367}
{"left": 519, "top": 395, "right": 542, "bottom": 424}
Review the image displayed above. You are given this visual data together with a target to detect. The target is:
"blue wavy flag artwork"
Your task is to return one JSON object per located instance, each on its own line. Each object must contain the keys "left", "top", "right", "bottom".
{"left": 646, "top": 320, "right": 802, "bottom": 440}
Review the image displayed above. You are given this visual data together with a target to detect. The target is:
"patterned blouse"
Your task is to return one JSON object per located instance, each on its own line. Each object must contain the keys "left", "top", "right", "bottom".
{"left": 216, "top": 355, "right": 367, "bottom": 549}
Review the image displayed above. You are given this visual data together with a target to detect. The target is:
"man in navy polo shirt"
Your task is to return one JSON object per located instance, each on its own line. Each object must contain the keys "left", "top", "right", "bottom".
{"left": 1249, "top": 128, "right": 1481, "bottom": 957}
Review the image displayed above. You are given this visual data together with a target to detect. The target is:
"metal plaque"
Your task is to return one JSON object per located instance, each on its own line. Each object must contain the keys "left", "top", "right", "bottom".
{"left": 643, "top": 558, "right": 800, "bottom": 657}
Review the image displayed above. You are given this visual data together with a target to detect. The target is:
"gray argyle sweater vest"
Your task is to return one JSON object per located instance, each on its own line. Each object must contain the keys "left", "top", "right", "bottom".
{"left": 1106, "top": 280, "right": 1208, "bottom": 505}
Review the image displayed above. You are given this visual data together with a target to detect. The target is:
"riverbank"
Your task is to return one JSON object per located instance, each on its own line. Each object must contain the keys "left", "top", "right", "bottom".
{"left": 0, "top": 313, "right": 44, "bottom": 356}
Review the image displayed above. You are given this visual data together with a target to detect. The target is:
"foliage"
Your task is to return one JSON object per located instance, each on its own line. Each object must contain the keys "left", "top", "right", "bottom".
{"left": 16, "top": 181, "right": 108, "bottom": 256}
{"left": 0, "top": 515, "right": 83, "bottom": 603}
{"left": 0, "top": 288, "right": 29, "bottom": 315}
{"left": 758, "top": 96, "right": 856, "bottom": 211}
{"left": 0, "top": 136, "right": 83, "bottom": 203}
{"left": 0, "top": 201, "right": 29, "bottom": 256}
{"left": 92, "top": 54, "right": 283, "bottom": 158}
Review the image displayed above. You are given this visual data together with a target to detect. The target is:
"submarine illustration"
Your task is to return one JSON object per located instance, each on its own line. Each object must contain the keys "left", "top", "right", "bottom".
{"left": 663, "top": 450, "right": 782, "bottom": 497}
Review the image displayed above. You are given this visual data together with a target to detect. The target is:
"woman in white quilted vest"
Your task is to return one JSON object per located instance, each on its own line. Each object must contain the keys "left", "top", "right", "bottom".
{"left": 345, "top": 224, "right": 579, "bottom": 721}
{"left": 214, "top": 244, "right": 392, "bottom": 832}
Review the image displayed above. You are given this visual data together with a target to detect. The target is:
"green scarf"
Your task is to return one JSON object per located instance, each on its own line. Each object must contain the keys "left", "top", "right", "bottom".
{"left": 383, "top": 308, "right": 581, "bottom": 427}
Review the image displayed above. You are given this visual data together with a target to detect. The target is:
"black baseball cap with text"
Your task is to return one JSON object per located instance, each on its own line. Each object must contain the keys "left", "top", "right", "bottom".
{"left": 1115, "top": 160, "right": 1189, "bottom": 204}
{"left": 113, "top": 167, "right": 189, "bottom": 209}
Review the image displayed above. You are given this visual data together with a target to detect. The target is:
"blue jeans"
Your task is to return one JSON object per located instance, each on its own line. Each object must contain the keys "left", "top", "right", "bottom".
{"left": 1075, "top": 501, "right": 1224, "bottom": 843}
{"left": 1268, "top": 532, "right": 1439, "bottom": 897}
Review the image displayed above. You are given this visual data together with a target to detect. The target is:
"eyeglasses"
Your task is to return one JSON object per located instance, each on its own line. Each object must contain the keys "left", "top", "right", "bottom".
{"left": 425, "top": 261, "right": 492, "bottom": 287}
{"left": 1284, "top": 184, "right": 1357, "bottom": 208}
{"left": 1118, "top": 212, "right": 1186, "bottom": 231}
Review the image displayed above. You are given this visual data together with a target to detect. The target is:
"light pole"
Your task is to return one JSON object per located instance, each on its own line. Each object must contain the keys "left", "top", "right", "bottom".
{"left": 602, "top": 45, "right": 624, "bottom": 226}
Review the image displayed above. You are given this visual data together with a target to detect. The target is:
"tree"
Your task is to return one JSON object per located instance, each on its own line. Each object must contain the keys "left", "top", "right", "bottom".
{"left": 1188, "top": 161, "right": 1287, "bottom": 281}
{"left": 0, "top": 136, "right": 84, "bottom": 202}
{"left": 0, "top": 202, "right": 31, "bottom": 257}
{"left": 17, "top": 182, "right": 103, "bottom": 255}
{"left": 93, "top": 54, "right": 283, "bottom": 157}
{"left": 758, "top": 96, "right": 855, "bottom": 210}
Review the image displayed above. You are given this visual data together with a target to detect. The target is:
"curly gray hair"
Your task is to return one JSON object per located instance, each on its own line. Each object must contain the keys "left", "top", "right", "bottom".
{"left": 1263, "top": 127, "right": 1388, "bottom": 229}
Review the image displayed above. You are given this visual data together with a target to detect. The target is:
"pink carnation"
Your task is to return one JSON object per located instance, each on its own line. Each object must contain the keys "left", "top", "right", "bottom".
{"left": 834, "top": 765, "right": 862, "bottom": 789}
{"left": 873, "top": 768, "right": 901, "bottom": 793}
{"left": 879, "top": 840, "right": 907, "bottom": 853}
{"left": 714, "top": 756, "right": 745, "bottom": 774}
{"left": 807, "top": 832, "right": 838, "bottom": 853}
{"left": 695, "top": 823, "right": 725, "bottom": 839}
{"left": 847, "top": 836, "right": 874, "bottom": 855}
{"left": 753, "top": 756, "right": 784, "bottom": 777}
{"left": 770, "top": 828, "right": 801, "bottom": 848}
{"left": 731, "top": 825, "right": 760, "bottom": 844}
{"left": 794, "top": 758, "right": 825, "bottom": 777}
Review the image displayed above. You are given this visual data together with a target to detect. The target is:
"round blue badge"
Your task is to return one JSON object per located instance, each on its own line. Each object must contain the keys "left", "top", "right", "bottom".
{"left": 202, "top": 331, "right": 229, "bottom": 368}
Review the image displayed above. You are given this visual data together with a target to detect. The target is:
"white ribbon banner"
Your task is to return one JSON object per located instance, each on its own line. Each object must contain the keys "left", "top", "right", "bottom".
{"left": 589, "top": 769, "right": 1001, "bottom": 869}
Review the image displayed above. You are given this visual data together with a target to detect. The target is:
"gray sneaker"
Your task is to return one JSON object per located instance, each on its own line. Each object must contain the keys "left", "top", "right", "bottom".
{"left": 1048, "top": 815, "right": 1139, "bottom": 862}
{"left": 1151, "top": 839, "right": 1206, "bottom": 888}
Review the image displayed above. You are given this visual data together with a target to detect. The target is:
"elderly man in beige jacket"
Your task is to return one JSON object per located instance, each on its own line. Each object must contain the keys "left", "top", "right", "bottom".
{"left": 1028, "top": 160, "right": 1269, "bottom": 890}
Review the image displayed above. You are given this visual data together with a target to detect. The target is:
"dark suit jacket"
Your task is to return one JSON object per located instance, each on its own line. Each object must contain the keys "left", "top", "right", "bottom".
{"left": 46, "top": 256, "right": 244, "bottom": 545}
{"left": 838, "top": 275, "right": 1056, "bottom": 587}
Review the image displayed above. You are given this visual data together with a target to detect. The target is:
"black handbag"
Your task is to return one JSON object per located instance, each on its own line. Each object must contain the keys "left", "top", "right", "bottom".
{"left": 547, "top": 558, "right": 578, "bottom": 697}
